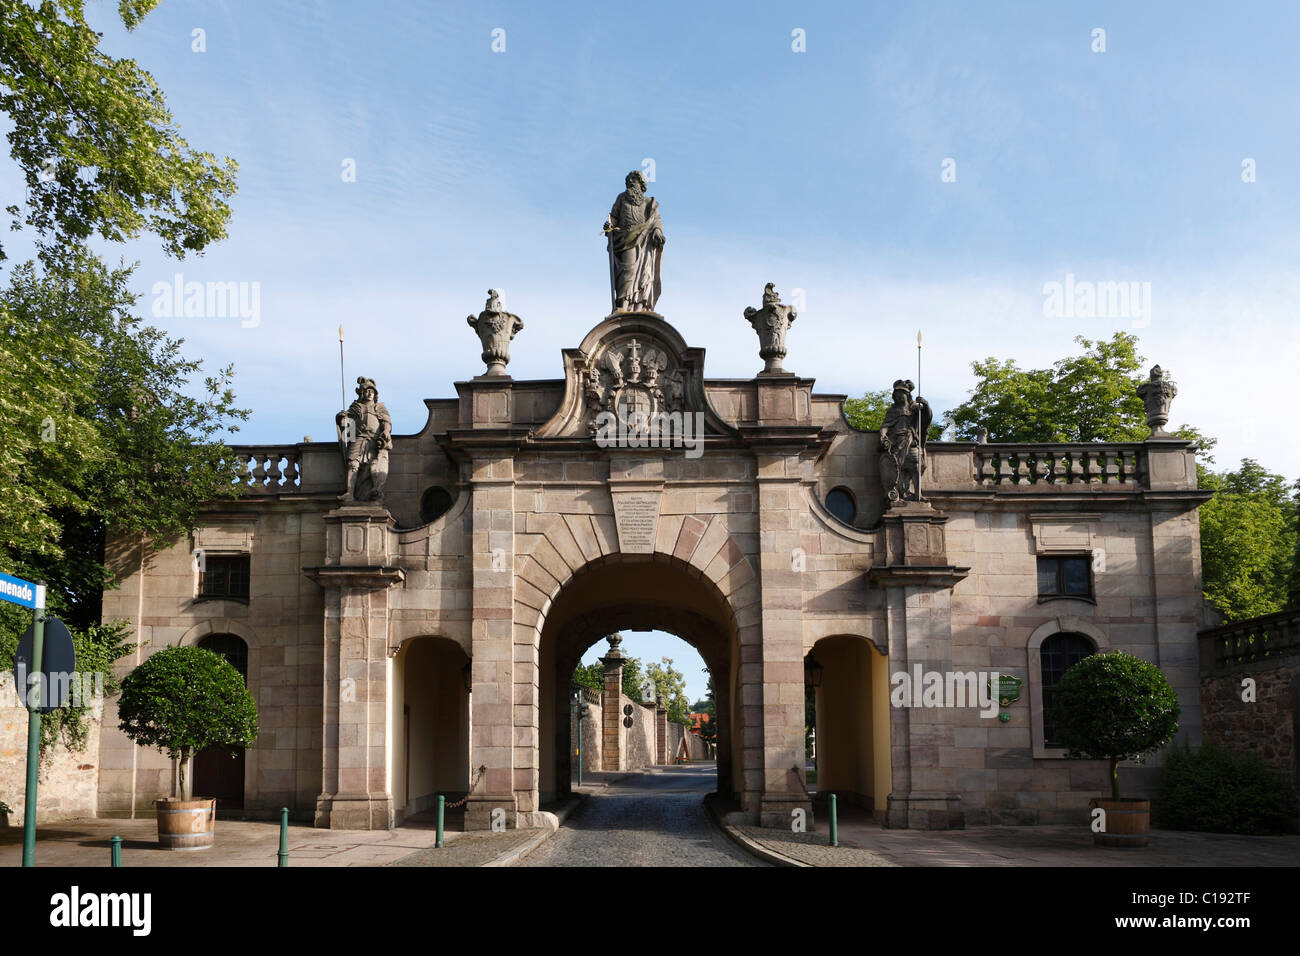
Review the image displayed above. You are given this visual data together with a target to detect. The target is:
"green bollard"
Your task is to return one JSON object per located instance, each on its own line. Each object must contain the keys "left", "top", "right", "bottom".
{"left": 277, "top": 808, "right": 289, "bottom": 867}
{"left": 436, "top": 795, "right": 445, "bottom": 848}
{"left": 110, "top": 835, "right": 122, "bottom": 867}
{"left": 829, "top": 793, "right": 838, "bottom": 847}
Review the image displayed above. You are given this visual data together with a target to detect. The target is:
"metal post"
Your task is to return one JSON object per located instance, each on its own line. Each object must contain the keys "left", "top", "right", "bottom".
{"left": 21, "top": 583, "right": 47, "bottom": 868}
{"left": 829, "top": 793, "right": 838, "bottom": 847}
{"left": 577, "top": 701, "right": 583, "bottom": 788}
{"left": 110, "top": 835, "right": 122, "bottom": 867}
{"left": 278, "top": 808, "right": 289, "bottom": 867}
{"left": 436, "top": 795, "right": 445, "bottom": 848}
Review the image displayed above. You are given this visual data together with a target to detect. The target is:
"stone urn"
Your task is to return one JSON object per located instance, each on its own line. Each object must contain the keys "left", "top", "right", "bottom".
{"left": 743, "top": 283, "right": 797, "bottom": 374}
{"left": 467, "top": 289, "right": 524, "bottom": 376}
{"left": 1135, "top": 365, "right": 1177, "bottom": 438}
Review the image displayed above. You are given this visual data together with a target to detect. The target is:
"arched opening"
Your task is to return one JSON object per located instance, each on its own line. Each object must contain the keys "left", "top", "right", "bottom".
{"left": 193, "top": 633, "right": 248, "bottom": 811}
{"left": 806, "top": 635, "right": 890, "bottom": 820}
{"left": 536, "top": 556, "right": 744, "bottom": 808}
{"left": 390, "top": 636, "right": 471, "bottom": 824}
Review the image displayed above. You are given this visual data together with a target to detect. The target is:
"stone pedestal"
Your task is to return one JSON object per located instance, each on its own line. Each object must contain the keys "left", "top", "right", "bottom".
{"left": 871, "top": 501, "right": 969, "bottom": 830}
{"left": 309, "top": 503, "right": 404, "bottom": 829}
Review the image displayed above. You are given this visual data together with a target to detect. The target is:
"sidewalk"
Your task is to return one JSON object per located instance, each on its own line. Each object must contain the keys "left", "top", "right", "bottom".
{"left": 712, "top": 800, "right": 1300, "bottom": 867}
{"left": 0, "top": 798, "right": 581, "bottom": 868}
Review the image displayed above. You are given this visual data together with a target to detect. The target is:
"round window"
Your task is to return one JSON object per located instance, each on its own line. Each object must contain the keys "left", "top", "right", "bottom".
{"left": 419, "top": 487, "right": 454, "bottom": 524}
{"left": 826, "top": 488, "right": 856, "bottom": 524}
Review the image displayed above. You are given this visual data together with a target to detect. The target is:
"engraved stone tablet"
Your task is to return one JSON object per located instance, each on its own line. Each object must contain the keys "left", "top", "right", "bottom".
{"left": 612, "top": 491, "right": 661, "bottom": 553}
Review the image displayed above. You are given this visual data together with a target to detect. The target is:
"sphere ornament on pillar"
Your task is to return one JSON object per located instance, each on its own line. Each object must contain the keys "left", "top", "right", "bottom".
{"left": 743, "top": 283, "right": 798, "bottom": 374}
{"left": 467, "top": 289, "right": 524, "bottom": 376}
{"left": 1135, "top": 364, "right": 1178, "bottom": 438}
{"left": 604, "top": 631, "right": 625, "bottom": 659}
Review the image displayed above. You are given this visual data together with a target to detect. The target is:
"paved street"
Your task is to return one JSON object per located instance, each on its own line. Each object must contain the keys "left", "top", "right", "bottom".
{"left": 519, "top": 763, "right": 763, "bottom": 867}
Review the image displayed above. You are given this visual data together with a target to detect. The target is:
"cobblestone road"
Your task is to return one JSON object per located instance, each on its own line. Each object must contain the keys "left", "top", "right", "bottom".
{"left": 518, "top": 764, "right": 763, "bottom": 867}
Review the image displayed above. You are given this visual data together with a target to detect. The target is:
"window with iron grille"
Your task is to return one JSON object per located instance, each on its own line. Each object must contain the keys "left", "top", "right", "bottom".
{"left": 200, "top": 554, "right": 250, "bottom": 601}
{"left": 1040, "top": 632, "right": 1094, "bottom": 747}
{"left": 1036, "top": 555, "right": 1092, "bottom": 600}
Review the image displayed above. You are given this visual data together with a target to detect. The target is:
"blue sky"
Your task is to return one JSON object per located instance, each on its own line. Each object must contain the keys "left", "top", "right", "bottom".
{"left": 5, "top": 2, "right": 1299, "bottom": 698}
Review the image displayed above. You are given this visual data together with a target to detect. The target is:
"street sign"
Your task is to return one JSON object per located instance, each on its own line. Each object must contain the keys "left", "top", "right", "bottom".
{"left": 622, "top": 704, "right": 633, "bottom": 717}
{"left": 14, "top": 616, "right": 76, "bottom": 713}
{"left": 0, "top": 572, "right": 42, "bottom": 610}
{"left": 622, "top": 716, "right": 633, "bottom": 728}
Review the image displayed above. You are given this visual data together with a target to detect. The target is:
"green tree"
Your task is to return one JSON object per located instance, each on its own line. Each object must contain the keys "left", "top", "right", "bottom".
{"left": 620, "top": 655, "right": 644, "bottom": 702}
{"left": 117, "top": 645, "right": 259, "bottom": 800}
{"left": 1199, "top": 459, "right": 1298, "bottom": 621}
{"left": 572, "top": 662, "right": 603, "bottom": 693}
{"left": 690, "top": 670, "right": 716, "bottom": 745}
{"left": 645, "top": 657, "right": 692, "bottom": 725}
{"left": 0, "top": 0, "right": 237, "bottom": 263}
{"left": 843, "top": 388, "right": 943, "bottom": 439}
{"left": 1051, "top": 651, "right": 1180, "bottom": 800}
{"left": 943, "top": 333, "right": 1214, "bottom": 451}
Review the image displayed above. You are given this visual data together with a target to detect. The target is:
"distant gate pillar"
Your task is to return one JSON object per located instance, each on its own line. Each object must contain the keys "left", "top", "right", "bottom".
{"left": 600, "top": 637, "right": 625, "bottom": 771}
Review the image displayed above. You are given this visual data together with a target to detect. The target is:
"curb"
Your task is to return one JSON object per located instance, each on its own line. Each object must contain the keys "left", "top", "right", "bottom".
{"left": 488, "top": 795, "right": 585, "bottom": 867}
{"left": 703, "top": 796, "right": 810, "bottom": 868}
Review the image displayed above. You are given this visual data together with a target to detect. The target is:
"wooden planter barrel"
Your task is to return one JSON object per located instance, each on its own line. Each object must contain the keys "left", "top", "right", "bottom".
{"left": 1089, "top": 798, "right": 1150, "bottom": 848}
{"left": 157, "top": 798, "right": 216, "bottom": 850}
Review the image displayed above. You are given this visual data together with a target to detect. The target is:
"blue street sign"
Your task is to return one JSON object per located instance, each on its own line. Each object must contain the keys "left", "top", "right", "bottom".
{"left": 0, "top": 572, "right": 43, "bottom": 609}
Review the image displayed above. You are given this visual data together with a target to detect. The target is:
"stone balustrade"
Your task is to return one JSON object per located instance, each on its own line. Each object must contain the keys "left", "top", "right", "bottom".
{"left": 1198, "top": 608, "right": 1300, "bottom": 674}
{"left": 227, "top": 446, "right": 303, "bottom": 493}
{"left": 925, "top": 442, "right": 1151, "bottom": 491}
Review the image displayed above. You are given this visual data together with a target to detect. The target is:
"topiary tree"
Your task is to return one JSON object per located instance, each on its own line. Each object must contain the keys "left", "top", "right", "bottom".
{"left": 1051, "top": 651, "right": 1180, "bottom": 800}
{"left": 117, "top": 645, "right": 259, "bottom": 801}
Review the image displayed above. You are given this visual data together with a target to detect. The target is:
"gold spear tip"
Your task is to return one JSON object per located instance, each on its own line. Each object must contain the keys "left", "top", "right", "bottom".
{"left": 338, "top": 325, "right": 344, "bottom": 341}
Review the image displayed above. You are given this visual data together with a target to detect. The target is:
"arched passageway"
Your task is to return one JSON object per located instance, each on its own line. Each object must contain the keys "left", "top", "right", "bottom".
{"left": 536, "top": 555, "right": 743, "bottom": 807}
{"left": 391, "top": 636, "right": 470, "bottom": 822}
{"left": 806, "top": 635, "right": 891, "bottom": 818}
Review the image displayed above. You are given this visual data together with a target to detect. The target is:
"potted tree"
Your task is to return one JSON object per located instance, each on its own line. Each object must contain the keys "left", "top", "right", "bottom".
{"left": 1051, "top": 650, "right": 1180, "bottom": 848}
{"left": 117, "top": 645, "right": 259, "bottom": 850}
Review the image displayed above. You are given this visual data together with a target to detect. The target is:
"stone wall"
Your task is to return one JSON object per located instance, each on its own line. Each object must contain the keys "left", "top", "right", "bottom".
{"left": 0, "top": 673, "right": 101, "bottom": 823}
{"left": 624, "top": 696, "right": 656, "bottom": 770}
{"left": 1199, "top": 611, "right": 1299, "bottom": 805}
{"left": 569, "top": 693, "right": 603, "bottom": 774}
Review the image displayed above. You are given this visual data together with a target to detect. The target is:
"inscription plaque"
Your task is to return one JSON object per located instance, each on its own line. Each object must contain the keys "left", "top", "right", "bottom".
{"left": 611, "top": 491, "right": 661, "bottom": 554}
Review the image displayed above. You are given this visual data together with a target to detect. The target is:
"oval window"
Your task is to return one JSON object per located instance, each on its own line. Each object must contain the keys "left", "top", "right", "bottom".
{"left": 419, "top": 487, "right": 454, "bottom": 524}
{"left": 826, "top": 488, "right": 856, "bottom": 524}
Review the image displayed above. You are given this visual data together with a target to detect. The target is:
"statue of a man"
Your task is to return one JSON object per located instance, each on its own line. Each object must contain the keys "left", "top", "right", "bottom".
{"left": 336, "top": 376, "right": 392, "bottom": 502}
{"left": 879, "top": 379, "right": 932, "bottom": 504}
{"left": 603, "top": 170, "right": 665, "bottom": 313}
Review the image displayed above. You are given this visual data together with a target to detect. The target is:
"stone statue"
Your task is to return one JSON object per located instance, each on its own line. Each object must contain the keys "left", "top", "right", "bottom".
{"left": 1135, "top": 364, "right": 1177, "bottom": 438}
{"left": 467, "top": 289, "right": 524, "bottom": 376}
{"left": 743, "top": 283, "right": 798, "bottom": 374}
{"left": 336, "top": 376, "right": 392, "bottom": 503}
{"left": 603, "top": 171, "right": 665, "bottom": 313}
{"left": 879, "top": 379, "right": 932, "bottom": 505}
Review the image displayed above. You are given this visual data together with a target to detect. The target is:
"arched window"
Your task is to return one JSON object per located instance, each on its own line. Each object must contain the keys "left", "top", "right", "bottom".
{"left": 199, "top": 633, "right": 248, "bottom": 681}
{"left": 826, "top": 487, "right": 856, "bottom": 524}
{"left": 420, "top": 487, "right": 454, "bottom": 525}
{"left": 1039, "top": 632, "right": 1094, "bottom": 747}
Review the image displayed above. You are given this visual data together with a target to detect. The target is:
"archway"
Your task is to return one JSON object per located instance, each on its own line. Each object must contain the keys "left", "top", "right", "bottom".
{"left": 193, "top": 633, "right": 249, "bottom": 811}
{"left": 536, "top": 555, "right": 743, "bottom": 808}
{"left": 806, "top": 635, "right": 890, "bottom": 818}
{"left": 390, "top": 636, "right": 471, "bottom": 823}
